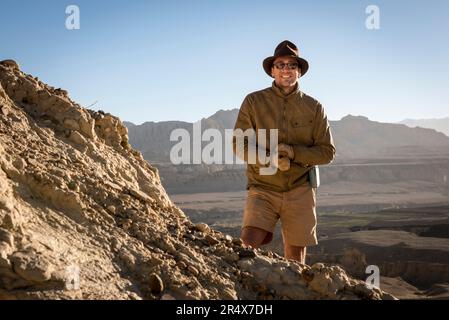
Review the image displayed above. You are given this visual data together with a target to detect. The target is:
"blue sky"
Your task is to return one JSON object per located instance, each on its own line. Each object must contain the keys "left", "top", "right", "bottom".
{"left": 1, "top": 0, "right": 448, "bottom": 124}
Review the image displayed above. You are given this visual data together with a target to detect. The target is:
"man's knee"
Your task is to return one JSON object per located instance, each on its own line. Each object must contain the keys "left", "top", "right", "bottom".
{"left": 241, "top": 226, "right": 271, "bottom": 248}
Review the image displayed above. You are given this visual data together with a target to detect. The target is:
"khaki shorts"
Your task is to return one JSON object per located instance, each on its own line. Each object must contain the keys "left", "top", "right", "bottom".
{"left": 242, "top": 184, "right": 318, "bottom": 247}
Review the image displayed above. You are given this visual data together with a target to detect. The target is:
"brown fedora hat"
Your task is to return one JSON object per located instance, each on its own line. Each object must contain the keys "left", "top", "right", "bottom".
{"left": 263, "top": 40, "right": 309, "bottom": 78}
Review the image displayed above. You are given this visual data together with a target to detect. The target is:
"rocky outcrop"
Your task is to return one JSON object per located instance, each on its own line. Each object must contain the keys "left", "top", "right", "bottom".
{"left": 0, "top": 60, "right": 395, "bottom": 300}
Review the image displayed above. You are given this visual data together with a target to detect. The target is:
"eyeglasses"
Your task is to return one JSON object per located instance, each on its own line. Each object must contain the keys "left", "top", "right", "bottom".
{"left": 273, "top": 62, "right": 299, "bottom": 70}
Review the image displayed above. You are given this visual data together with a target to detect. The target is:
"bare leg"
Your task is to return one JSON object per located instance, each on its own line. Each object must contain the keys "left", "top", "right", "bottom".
{"left": 241, "top": 226, "right": 271, "bottom": 248}
{"left": 284, "top": 243, "right": 307, "bottom": 264}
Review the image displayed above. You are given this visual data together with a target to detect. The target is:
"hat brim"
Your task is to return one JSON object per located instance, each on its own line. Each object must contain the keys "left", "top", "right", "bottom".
{"left": 263, "top": 56, "right": 309, "bottom": 78}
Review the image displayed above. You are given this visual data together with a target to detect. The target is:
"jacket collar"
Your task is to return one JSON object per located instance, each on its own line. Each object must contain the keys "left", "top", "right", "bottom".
{"left": 271, "top": 81, "right": 301, "bottom": 99}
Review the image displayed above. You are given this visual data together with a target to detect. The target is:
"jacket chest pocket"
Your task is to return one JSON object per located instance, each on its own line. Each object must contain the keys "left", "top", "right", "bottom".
{"left": 290, "top": 116, "right": 314, "bottom": 144}
{"left": 292, "top": 117, "right": 314, "bottom": 128}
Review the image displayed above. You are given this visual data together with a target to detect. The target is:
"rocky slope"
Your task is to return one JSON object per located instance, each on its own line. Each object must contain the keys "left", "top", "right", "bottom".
{"left": 0, "top": 60, "right": 395, "bottom": 300}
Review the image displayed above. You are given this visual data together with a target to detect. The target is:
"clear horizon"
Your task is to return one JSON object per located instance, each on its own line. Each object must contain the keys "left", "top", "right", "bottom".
{"left": 1, "top": 0, "right": 448, "bottom": 125}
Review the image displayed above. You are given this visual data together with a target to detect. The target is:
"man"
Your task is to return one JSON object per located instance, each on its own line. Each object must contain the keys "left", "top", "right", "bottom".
{"left": 232, "top": 40, "right": 335, "bottom": 264}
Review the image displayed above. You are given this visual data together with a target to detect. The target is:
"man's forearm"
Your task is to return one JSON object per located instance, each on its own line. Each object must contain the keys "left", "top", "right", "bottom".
{"left": 232, "top": 138, "right": 270, "bottom": 167}
{"left": 291, "top": 143, "right": 336, "bottom": 166}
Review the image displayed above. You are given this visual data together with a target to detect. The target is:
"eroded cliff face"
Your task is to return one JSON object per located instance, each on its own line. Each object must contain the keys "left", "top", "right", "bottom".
{"left": 0, "top": 60, "right": 395, "bottom": 300}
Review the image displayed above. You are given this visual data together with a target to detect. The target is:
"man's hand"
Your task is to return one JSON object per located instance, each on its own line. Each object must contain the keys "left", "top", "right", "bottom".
{"left": 277, "top": 143, "right": 294, "bottom": 160}
{"left": 277, "top": 156, "right": 290, "bottom": 171}
{"left": 274, "top": 144, "right": 293, "bottom": 171}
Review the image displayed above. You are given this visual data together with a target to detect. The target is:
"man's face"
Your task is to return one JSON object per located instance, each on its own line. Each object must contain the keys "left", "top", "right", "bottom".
{"left": 271, "top": 56, "right": 301, "bottom": 91}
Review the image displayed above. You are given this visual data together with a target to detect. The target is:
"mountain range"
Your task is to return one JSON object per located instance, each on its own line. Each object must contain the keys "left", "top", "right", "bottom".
{"left": 398, "top": 118, "right": 449, "bottom": 137}
{"left": 125, "top": 110, "right": 449, "bottom": 163}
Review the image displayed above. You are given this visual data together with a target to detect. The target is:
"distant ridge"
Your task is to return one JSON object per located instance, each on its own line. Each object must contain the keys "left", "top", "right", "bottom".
{"left": 125, "top": 111, "right": 449, "bottom": 162}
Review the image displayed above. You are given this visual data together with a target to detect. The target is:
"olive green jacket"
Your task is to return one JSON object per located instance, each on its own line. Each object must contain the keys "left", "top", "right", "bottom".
{"left": 233, "top": 82, "right": 336, "bottom": 192}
